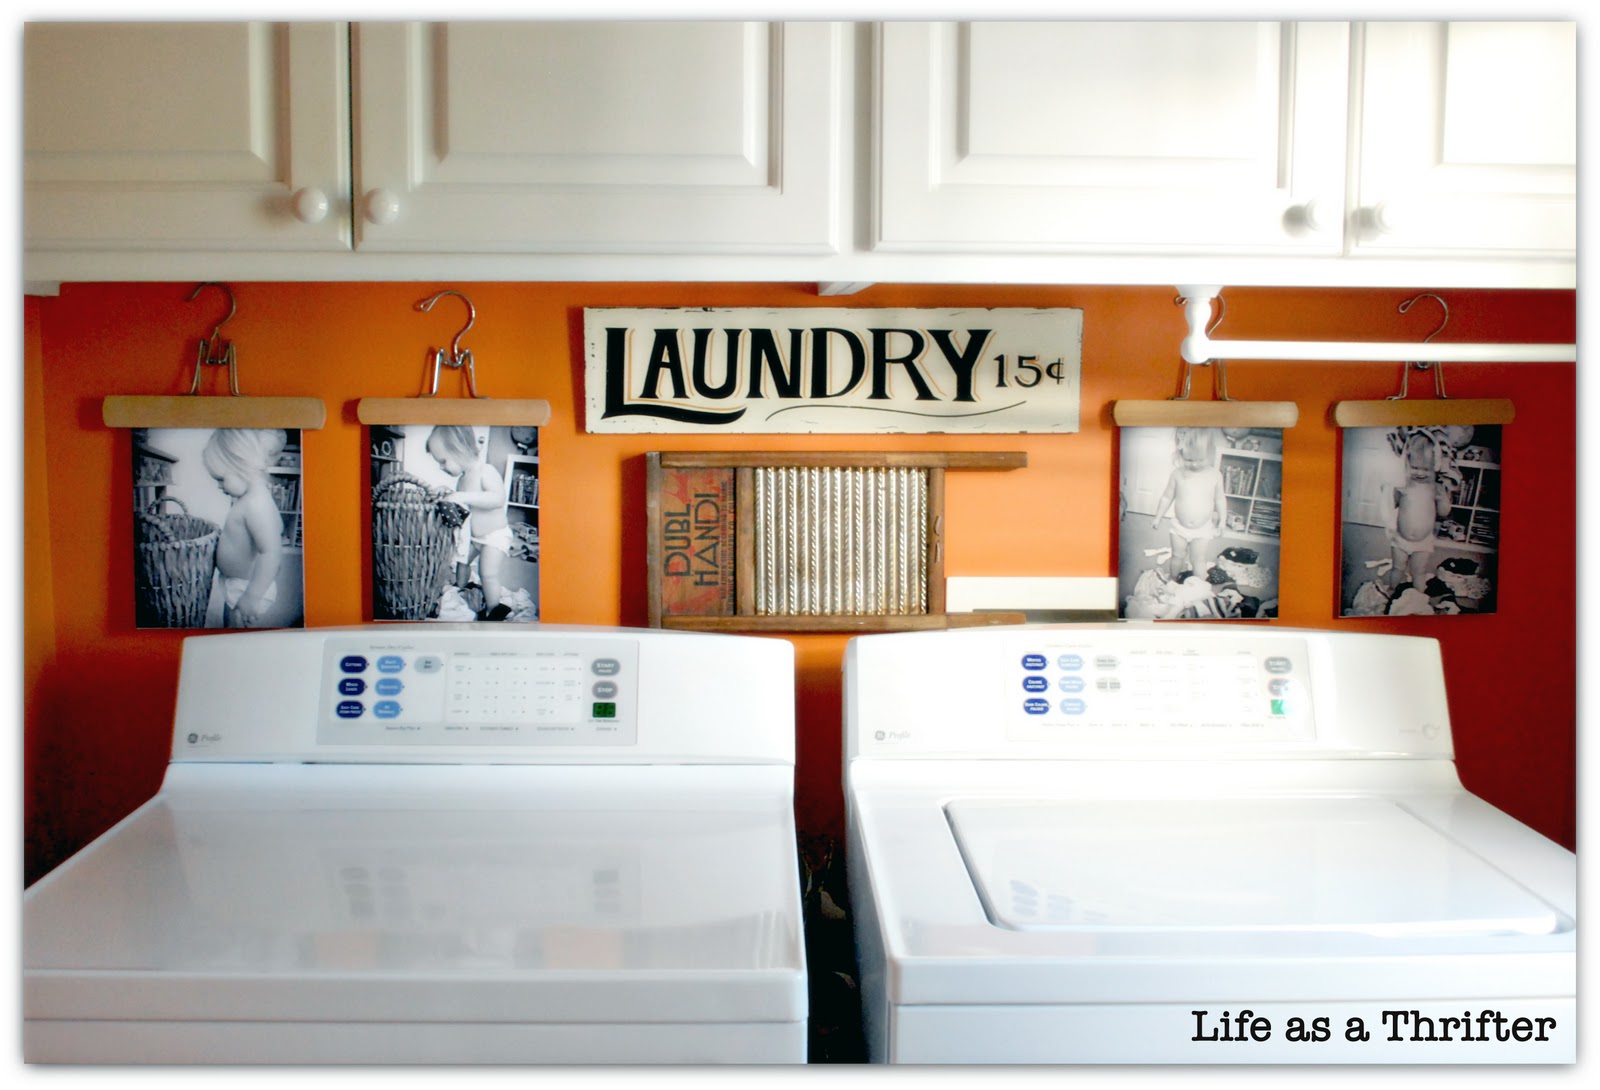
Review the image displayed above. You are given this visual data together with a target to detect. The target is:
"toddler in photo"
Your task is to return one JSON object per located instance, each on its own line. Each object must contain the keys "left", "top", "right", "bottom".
{"left": 1388, "top": 431, "right": 1453, "bottom": 587}
{"left": 1152, "top": 427, "right": 1227, "bottom": 579}
{"left": 426, "top": 425, "right": 512, "bottom": 621}
{"left": 202, "top": 428, "right": 287, "bottom": 628}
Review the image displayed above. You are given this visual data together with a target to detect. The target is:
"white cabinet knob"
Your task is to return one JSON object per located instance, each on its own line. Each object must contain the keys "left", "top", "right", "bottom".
{"left": 290, "top": 187, "right": 330, "bottom": 225}
{"left": 1364, "top": 201, "right": 1401, "bottom": 236}
{"left": 362, "top": 188, "right": 401, "bottom": 226}
{"left": 1283, "top": 199, "right": 1325, "bottom": 235}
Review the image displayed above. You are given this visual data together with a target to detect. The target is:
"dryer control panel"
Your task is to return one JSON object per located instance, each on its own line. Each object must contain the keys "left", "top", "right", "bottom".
{"left": 317, "top": 635, "right": 639, "bottom": 747}
{"left": 1007, "top": 633, "right": 1315, "bottom": 741}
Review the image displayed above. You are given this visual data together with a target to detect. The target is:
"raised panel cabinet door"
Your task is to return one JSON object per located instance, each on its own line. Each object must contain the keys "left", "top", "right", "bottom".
{"left": 24, "top": 22, "right": 351, "bottom": 251}
{"left": 1353, "top": 22, "right": 1576, "bottom": 258}
{"left": 353, "top": 22, "right": 844, "bottom": 254}
{"left": 874, "top": 22, "right": 1350, "bottom": 254}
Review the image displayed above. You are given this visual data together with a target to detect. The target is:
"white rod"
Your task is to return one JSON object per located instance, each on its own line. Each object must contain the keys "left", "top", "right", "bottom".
{"left": 1189, "top": 335, "right": 1576, "bottom": 364}
{"left": 1174, "top": 284, "right": 1576, "bottom": 365}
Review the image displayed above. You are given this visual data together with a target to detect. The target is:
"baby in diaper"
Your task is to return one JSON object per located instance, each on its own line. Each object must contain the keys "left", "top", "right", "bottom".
{"left": 1388, "top": 431, "right": 1454, "bottom": 587}
{"left": 202, "top": 428, "right": 286, "bottom": 628}
{"left": 426, "top": 425, "right": 513, "bottom": 621}
{"left": 1152, "top": 427, "right": 1228, "bottom": 579}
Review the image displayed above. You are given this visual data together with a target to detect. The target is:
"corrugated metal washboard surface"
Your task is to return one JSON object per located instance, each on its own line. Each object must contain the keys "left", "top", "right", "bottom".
{"left": 752, "top": 465, "right": 928, "bottom": 615}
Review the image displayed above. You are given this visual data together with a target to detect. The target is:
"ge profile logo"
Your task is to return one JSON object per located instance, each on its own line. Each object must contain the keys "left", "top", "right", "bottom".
{"left": 874, "top": 731, "right": 886, "bottom": 741}
{"left": 187, "top": 733, "right": 199, "bottom": 744}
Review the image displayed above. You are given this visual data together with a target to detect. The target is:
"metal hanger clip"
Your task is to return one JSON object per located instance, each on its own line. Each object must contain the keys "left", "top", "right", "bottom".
{"left": 186, "top": 282, "right": 242, "bottom": 396}
{"left": 416, "top": 289, "right": 487, "bottom": 399}
{"left": 1389, "top": 293, "right": 1451, "bottom": 401}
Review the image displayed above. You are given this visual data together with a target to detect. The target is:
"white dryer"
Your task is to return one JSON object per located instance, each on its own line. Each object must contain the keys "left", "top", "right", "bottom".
{"left": 843, "top": 624, "right": 1574, "bottom": 1064}
{"left": 25, "top": 625, "right": 807, "bottom": 1064}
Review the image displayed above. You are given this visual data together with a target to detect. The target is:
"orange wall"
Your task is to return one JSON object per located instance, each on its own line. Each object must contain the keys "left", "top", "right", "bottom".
{"left": 23, "top": 282, "right": 1577, "bottom": 884}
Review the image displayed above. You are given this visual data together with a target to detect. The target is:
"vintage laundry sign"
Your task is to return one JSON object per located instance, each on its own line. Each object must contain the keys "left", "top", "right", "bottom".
{"left": 584, "top": 307, "right": 1082, "bottom": 433}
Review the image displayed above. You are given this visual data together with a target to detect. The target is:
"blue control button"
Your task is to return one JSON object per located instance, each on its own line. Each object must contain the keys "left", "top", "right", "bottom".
{"left": 373, "top": 700, "right": 402, "bottom": 720}
{"left": 1023, "top": 698, "right": 1051, "bottom": 716}
{"left": 1059, "top": 698, "right": 1087, "bottom": 715}
{"left": 340, "top": 655, "right": 368, "bottom": 674}
{"left": 375, "top": 677, "right": 404, "bottom": 696}
{"left": 1058, "top": 653, "right": 1084, "bottom": 671}
{"left": 1058, "top": 675, "right": 1086, "bottom": 693}
{"left": 1022, "top": 675, "right": 1049, "bottom": 693}
{"left": 1021, "top": 653, "right": 1048, "bottom": 671}
{"left": 336, "top": 700, "right": 365, "bottom": 719}
{"left": 338, "top": 677, "right": 366, "bottom": 696}
{"left": 376, "top": 655, "right": 406, "bottom": 674}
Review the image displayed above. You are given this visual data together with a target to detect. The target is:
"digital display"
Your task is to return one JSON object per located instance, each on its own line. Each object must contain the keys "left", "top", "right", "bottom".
{"left": 593, "top": 702, "right": 617, "bottom": 719}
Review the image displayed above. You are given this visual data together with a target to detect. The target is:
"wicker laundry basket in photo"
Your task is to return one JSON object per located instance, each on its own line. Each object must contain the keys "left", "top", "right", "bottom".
{"left": 135, "top": 497, "right": 220, "bottom": 628}
{"left": 372, "top": 472, "right": 462, "bottom": 620}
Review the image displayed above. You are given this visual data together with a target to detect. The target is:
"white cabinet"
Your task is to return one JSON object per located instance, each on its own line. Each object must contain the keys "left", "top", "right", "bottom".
{"left": 1351, "top": 21, "right": 1577, "bottom": 259}
{"left": 353, "top": 22, "right": 843, "bottom": 255}
{"left": 874, "top": 22, "right": 1351, "bottom": 255}
{"left": 874, "top": 20, "right": 1576, "bottom": 264}
{"left": 21, "top": 19, "right": 1576, "bottom": 287}
{"left": 23, "top": 22, "right": 351, "bottom": 252}
{"left": 23, "top": 20, "right": 845, "bottom": 269}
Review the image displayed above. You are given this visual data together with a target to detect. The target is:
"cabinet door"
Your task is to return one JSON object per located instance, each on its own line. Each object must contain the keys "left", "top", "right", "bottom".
{"left": 1353, "top": 22, "right": 1576, "bottom": 257}
{"left": 24, "top": 22, "right": 351, "bottom": 251}
{"left": 875, "top": 22, "right": 1349, "bottom": 253}
{"left": 353, "top": 22, "right": 844, "bottom": 254}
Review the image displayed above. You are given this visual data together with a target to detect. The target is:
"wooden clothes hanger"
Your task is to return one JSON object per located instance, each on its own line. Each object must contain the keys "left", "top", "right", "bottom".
{"left": 356, "top": 289, "right": 551, "bottom": 426}
{"left": 102, "top": 282, "right": 326, "bottom": 429}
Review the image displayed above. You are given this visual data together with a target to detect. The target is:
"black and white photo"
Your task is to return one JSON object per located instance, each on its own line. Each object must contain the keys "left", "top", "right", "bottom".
{"left": 368, "top": 423, "right": 540, "bottom": 622}
{"left": 1340, "top": 424, "right": 1501, "bottom": 616}
{"left": 1118, "top": 425, "right": 1282, "bottom": 620}
{"left": 132, "top": 427, "right": 306, "bottom": 630}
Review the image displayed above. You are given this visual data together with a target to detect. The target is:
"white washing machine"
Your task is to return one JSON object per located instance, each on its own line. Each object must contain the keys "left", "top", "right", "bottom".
{"left": 24, "top": 625, "right": 807, "bottom": 1064}
{"left": 843, "top": 624, "right": 1574, "bottom": 1064}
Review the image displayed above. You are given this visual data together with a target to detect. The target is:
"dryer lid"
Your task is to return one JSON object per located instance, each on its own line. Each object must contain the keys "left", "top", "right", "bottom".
{"left": 947, "top": 797, "right": 1563, "bottom": 938}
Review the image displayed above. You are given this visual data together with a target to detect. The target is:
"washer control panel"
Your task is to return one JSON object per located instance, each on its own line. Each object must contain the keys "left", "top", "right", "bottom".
{"left": 317, "top": 635, "right": 639, "bottom": 747}
{"left": 1006, "top": 634, "right": 1315, "bottom": 742}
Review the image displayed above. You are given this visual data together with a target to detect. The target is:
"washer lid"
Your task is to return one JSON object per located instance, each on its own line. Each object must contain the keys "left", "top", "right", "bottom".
{"left": 25, "top": 767, "right": 804, "bottom": 1025}
{"left": 947, "top": 797, "right": 1563, "bottom": 938}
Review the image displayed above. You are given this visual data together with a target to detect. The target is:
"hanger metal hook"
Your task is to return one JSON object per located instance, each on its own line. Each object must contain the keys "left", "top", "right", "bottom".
{"left": 416, "top": 289, "right": 476, "bottom": 362}
{"left": 1391, "top": 293, "right": 1452, "bottom": 401}
{"left": 1398, "top": 292, "right": 1450, "bottom": 344}
{"left": 187, "top": 281, "right": 236, "bottom": 341}
{"left": 414, "top": 289, "right": 485, "bottom": 398}
{"left": 186, "top": 282, "right": 241, "bottom": 395}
